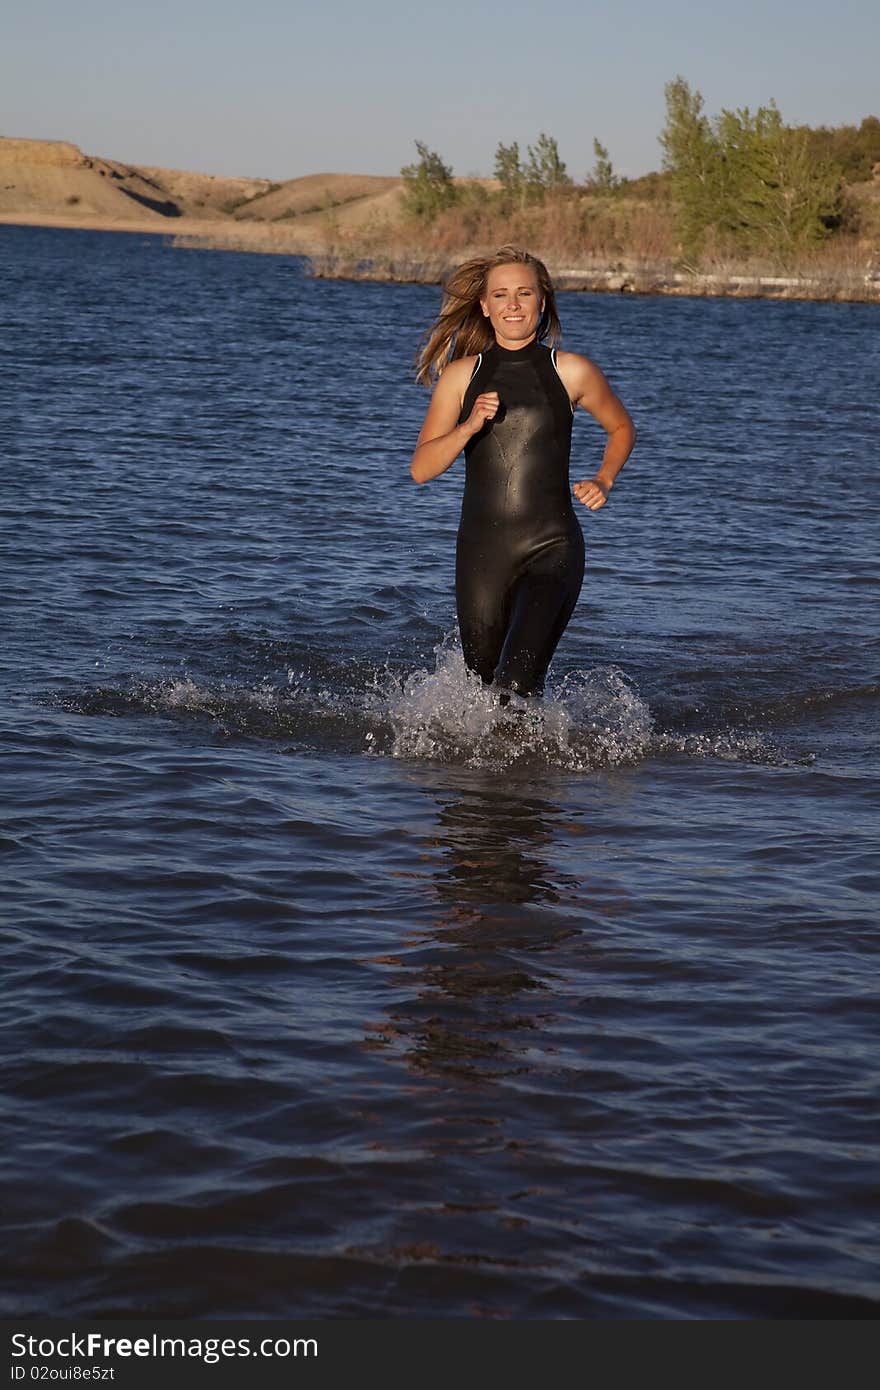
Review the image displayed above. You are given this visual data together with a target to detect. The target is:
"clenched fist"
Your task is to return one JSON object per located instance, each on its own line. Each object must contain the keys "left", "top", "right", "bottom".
{"left": 464, "top": 391, "right": 500, "bottom": 437}
{"left": 573, "top": 478, "right": 610, "bottom": 510}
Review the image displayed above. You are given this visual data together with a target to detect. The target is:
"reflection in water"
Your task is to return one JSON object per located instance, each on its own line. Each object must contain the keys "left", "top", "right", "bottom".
{"left": 364, "top": 768, "right": 628, "bottom": 1086}
{"left": 430, "top": 778, "right": 577, "bottom": 911}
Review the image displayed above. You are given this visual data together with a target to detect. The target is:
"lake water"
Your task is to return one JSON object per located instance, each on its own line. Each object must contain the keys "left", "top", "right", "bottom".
{"left": 2, "top": 225, "right": 878, "bottom": 1319}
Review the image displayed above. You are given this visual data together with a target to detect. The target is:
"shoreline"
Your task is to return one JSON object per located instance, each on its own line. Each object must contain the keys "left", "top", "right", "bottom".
{"left": 3, "top": 213, "right": 878, "bottom": 303}
{"left": 0, "top": 210, "right": 270, "bottom": 239}
{"left": 305, "top": 249, "right": 880, "bottom": 303}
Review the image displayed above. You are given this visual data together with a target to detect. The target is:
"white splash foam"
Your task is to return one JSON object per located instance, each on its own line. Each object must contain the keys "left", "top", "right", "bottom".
{"left": 156, "top": 678, "right": 214, "bottom": 710}
{"left": 149, "top": 675, "right": 285, "bottom": 714}
{"left": 67, "top": 641, "right": 790, "bottom": 769}
{"left": 655, "top": 727, "right": 790, "bottom": 764}
{"left": 378, "top": 637, "right": 655, "bottom": 771}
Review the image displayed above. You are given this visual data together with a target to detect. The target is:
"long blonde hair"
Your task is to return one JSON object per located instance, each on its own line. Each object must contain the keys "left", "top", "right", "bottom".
{"left": 415, "top": 245, "right": 562, "bottom": 386}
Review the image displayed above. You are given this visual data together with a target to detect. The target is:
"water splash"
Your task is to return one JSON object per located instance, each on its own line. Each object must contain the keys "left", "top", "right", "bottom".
{"left": 55, "top": 669, "right": 359, "bottom": 749}
{"left": 53, "top": 634, "right": 803, "bottom": 769}
{"left": 378, "top": 639, "right": 655, "bottom": 771}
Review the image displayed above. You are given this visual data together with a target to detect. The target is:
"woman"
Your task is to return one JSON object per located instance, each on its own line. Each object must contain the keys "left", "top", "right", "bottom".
{"left": 411, "top": 245, "right": 636, "bottom": 702}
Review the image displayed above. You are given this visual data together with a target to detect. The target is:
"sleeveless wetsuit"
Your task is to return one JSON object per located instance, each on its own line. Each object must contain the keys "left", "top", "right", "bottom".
{"left": 456, "top": 338, "right": 585, "bottom": 697}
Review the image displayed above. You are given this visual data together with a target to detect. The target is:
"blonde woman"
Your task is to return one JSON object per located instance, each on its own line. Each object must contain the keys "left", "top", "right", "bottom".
{"left": 411, "top": 246, "right": 636, "bottom": 701}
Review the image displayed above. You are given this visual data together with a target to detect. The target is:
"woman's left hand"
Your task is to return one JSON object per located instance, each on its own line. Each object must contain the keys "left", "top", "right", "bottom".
{"left": 573, "top": 478, "right": 609, "bottom": 510}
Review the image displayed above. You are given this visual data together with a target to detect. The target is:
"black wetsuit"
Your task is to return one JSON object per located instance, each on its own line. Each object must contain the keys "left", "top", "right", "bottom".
{"left": 456, "top": 337, "right": 585, "bottom": 697}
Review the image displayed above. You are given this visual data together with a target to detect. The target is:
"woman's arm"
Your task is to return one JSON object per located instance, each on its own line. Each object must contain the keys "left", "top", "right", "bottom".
{"left": 410, "top": 358, "right": 499, "bottom": 484}
{"left": 556, "top": 351, "right": 637, "bottom": 511}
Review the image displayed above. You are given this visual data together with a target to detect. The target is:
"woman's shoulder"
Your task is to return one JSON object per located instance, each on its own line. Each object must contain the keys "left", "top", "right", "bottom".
{"left": 434, "top": 353, "right": 480, "bottom": 398}
{"left": 554, "top": 347, "right": 598, "bottom": 370}
{"left": 441, "top": 353, "right": 480, "bottom": 380}
{"left": 554, "top": 348, "right": 603, "bottom": 388}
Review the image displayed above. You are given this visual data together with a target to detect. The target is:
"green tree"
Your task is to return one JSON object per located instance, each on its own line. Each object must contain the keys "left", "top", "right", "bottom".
{"left": 714, "top": 102, "right": 842, "bottom": 253}
{"left": 524, "top": 133, "right": 572, "bottom": 202}
{"left": 856, "top": 115, "right": 880, "bottom": 177}
{"left": 494, "top": 140, "right": 524, "bottom": 207}
{"left": 659, "top": 75, "right": 721, "bottom": 256}
{"left": 400, "top": 141, "right": 458, "bottom": 221}
{"left": 661, "top": 77, "right": 844, "bottom": 259}
{"left": 589, "top": 138, "right": 619, "bottom": 193}
{"left": 798, "top": 114, "right": 880, "bottom": 183}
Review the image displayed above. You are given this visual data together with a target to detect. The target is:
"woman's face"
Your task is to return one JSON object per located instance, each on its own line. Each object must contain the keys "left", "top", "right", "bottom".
{"left": 480, "top": 264, "right": 544, "bottom": 347}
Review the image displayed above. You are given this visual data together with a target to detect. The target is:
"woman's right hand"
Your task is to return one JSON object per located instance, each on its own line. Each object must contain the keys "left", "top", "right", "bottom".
{"left": 411, "top": 363, "right": 497, "bottom": 484}
{"left": 464, "top": 391, "right": 500, "bottom": 437}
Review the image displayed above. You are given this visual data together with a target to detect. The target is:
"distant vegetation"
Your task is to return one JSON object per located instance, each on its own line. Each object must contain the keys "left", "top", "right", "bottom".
{"left": 386, "top": 80, "right": 879, "bottom": 278}
{"left": 660, "top": 77, "right": 860, "bottom": 258}
{"left": 493, "top": 133, "right": 573, "bottom": 206}
{"left": 400, "top": 141, "right": 458, "bottom": 221}
{"left": 220, "top": 183, "right": 282, "bottom": 215}
{"left": 799, "top": 115, "right": 880, "bottom": 183}
{"left": 159, "top": 83, "right": 879, "bottom": 300}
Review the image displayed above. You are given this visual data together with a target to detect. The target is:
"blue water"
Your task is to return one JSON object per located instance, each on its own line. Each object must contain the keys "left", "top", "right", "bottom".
{"left": 2, "top": 225, "right": 878, "bottom": 1318}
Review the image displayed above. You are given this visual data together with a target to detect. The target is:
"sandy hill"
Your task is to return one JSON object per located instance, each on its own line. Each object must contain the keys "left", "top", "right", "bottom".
{"left": 0, "top": 137, "right": 405, "bottom": 234}
{"left": 128, "top": 164, "right": 276, "bottom": 217}
{"left": 229, "top": 172, "right": 402, "bottom": 224}
{"left": 0, "top": 136, "right": 225, "bottom": 224}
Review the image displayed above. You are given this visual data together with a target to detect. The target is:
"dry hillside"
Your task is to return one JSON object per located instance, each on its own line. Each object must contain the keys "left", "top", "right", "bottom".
{"left": 229, "top": 172, "right": 401, "bottom": 222}
{"left": 0, "top": 136, "right": 404, "bottom": 238}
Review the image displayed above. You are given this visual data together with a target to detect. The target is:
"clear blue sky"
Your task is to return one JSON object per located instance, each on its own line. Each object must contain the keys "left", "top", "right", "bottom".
{"left": 4, "top": 0, "right": 879, "bottom": 181}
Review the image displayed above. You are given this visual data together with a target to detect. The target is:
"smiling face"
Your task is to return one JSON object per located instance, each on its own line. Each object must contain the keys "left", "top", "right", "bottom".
{"left": 480, "top": 263, "right": 545, "bottom": 348}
